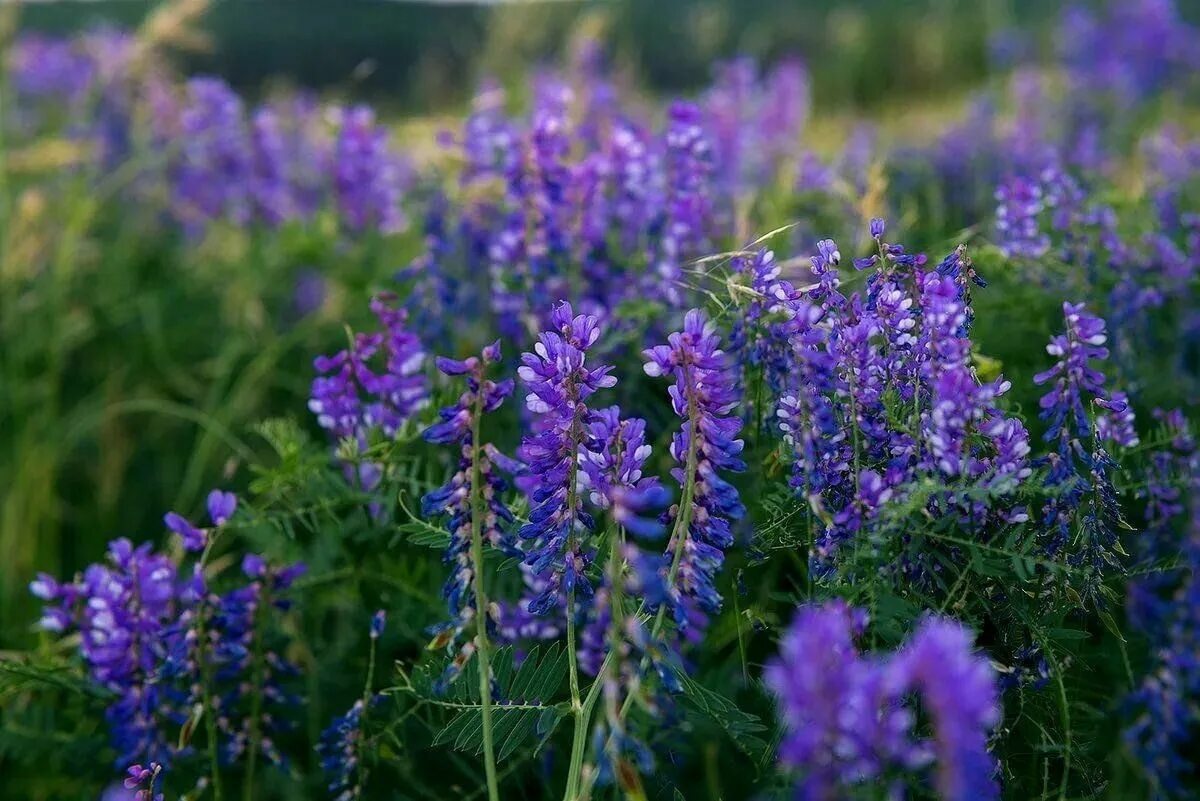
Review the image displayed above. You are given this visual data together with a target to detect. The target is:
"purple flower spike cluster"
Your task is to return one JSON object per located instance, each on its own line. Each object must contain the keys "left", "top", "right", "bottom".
{"left": 332, "top": 105, "right": 407, "bottom": 235}
{"left": 31, "top": 538, "right": 180, "bottom": 765}
{"left": 317, "top": 612, "right": 387, "bottom": 801}
{"left": 310, "top": 294, "right": 429, "bottom": 443}
{"left": 657, "top": 102, "right": 715, "bottom": 307}
{"left": 174, "top": 78, "right": 254, "bottom": 232}
{"left": 1124, "top": 411, "right": 1200, "bottom": 799}
{"left": 766, "top": 601, "right": 1001, "bottom": 801}
{"left": 1034, "top": 302, "right": 1136, "bottom": 579}
{"left": 643, "top": 309, "right": 746, "bottom": 636}
{"left": 704, "top": 57, "right": 810, "bottom": 203}
{"left": 764, "top": 224, "right": 1030, "bottom": 570}
{"left": 32, "top": 491, "right": 305, "bottom": 774}
{"left": 581, "top": 407, "right": 669, "bottom": 539}
{"left": 422, "top": 342, "right": 517, "bottom": 690}
{"left": 993, "top": 158, "right": 1087, "bottom": 263}
{"left": 516, "top": 302, "right": 616, "bottom": 614}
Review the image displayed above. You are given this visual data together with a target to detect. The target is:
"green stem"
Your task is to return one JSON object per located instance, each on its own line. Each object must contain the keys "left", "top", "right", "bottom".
{"left": 468, "top": 391, "right": 501, "bottom": 801}
{"left": 564, "top": 650, "right": 612, "bottom": 801}
{"left": 618, "top": 374, "right": 702, "bottom": 723}
{"left": 561, "top": 400, "right": 589, "bottom": 799}
{"left": 242, "top": 581, "right": 270, "bottom": 801}
{"left": 357, "top": 629, "right": 380, "bottom": 794}
{"left": 200, "top": 623, "right": 223, "bottom": 800}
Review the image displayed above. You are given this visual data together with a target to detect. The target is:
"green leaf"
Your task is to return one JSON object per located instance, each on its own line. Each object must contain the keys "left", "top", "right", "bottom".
{"left": 426, "top": 645, "right": 567, "bottom": 762}
{"left": 392, "top": 519, "right": 450, "bottom": 550}
{"left": 0, "top": 658, "right": 108, "bottom": 701}
{"left": 676, "top": 672, "right": 769, "bottom": 764}
{"left": 1046, "top": 628, "right": 1091, "bottom": 641}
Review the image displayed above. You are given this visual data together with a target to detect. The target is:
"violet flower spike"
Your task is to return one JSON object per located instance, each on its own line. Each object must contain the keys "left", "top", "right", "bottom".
{"left": 643, "top": 308, "right": 745, "bottom": 637}
{"left": 421, "top": 342, "right": 516, "bottom": 691}
{"left": 516, "top": 301, "right": 616, "bottom": 615}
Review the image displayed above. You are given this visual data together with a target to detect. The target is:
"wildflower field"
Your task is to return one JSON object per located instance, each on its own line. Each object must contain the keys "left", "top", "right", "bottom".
{"left": 2, "top": 1, "right": 1199, "bottom": 799}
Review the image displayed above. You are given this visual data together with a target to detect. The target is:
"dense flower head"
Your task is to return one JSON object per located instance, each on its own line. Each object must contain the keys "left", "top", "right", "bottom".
{"left": 310, "top": 294, "right": 428, "bottom": 442}
{"left": 1032, "top": 301, "right": 1138, "bottom": 577}
{"left": 767, "top": 601, "right": 1000, "bottom": 801}
{"left": 581, "top": 407, "right": 668, "bottom": 538}
{"left": 31, "top": 493, "right": 304, "bottom": 773}
{"left": 1035, "top": 302, "right": 1113, "bottom": 447}
{"left": 704, "top": 57, "right": 810, "bottom": 199}
{"left": 332, "top": 105, "right": 406, "bottom": 234}
{"left": 173, "top": 77, "right": 254, "bottom": 231}
{"left": 643, "top": 309, "right": 745, "bottom": 635}
{"left": 891, "top": 618, "right": 1002, "bottom": 800}
{"left": 1060, "top": 0, "right": 1200, "bottom": 108}
{"left": 422, "top": 342, "right": 517, "bottom": 689}
{"left": 656, "top": 102, "right": 715, "bottom": 306}
{"left": 766, "top": 600, "right": 904, "bottom": 799}
{"left": 516, "top": 302, "right": 616, "bottom": 614}
{"left": 8, "top": 33, "right": 99, "bottom": 106}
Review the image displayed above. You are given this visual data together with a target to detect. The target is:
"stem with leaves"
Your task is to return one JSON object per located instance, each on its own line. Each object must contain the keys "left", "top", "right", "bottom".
{"left": 241, "top": 579, "right": 270, "bottom": 801}
{"left": 358, "top": 622, "right": 380, "bottom": 794}
{"left": 579, "top": 374, "right": 703, "bottom": 785}
{"left": 195, "top": 536, "right": 224, "bottom": 801}
{"left": 469, "top": 389, "right": 502, "bottom": 801}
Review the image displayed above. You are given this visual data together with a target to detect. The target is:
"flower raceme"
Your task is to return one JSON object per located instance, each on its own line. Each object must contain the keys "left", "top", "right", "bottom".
{"left": 643, "top": 308, "right": 746, "bottom": 637}
{"left": 310, "top": 294, "right": 428, "bottom": 443}
{"left": 516, "top": 301, "right": 617, "bottom": 615}
{"left": 31, "top": 491, "right": 304, "bottom": 782}
{"left": 766, "top": 601, "right": 1001, "bottom": 801}
{"left": 1034, "top": 301, "right": 1136, "bottom": 579}
{"left": 421, "top": 341, "right": 517, "bottom": 690}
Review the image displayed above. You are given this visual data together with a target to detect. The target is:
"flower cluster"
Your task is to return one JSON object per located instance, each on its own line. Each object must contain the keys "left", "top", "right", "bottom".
{"left": 332, "top": 105, "right": 407, "bottom": 234}
{"left": 704, "top": 57, "right": 809, "bottom": 202}
{"left": 515, "top": 302, "right": 616, "bottom": 614}
{"left": 765, "top": 225, "right": 1030, "bottom": 573}
{"left": 310, "top": 294, "right": 429, "bottom": 443}
{"left": 422, "top": 342, "right": 517, "bottom": 689}
{"left": 766, "top": 601, "right": 1001, "bottom": 801}
{"left": 1034, "top": 303, "right": 1134, "bottom": 579}
{"left": 316, "top": 612, "right": 387, "bottom": 801}
{"left": 643, "top": 309, "right": 746, "bottom": 637}
{"left": 32, "top": 491, "right": 304, "bottom": 785}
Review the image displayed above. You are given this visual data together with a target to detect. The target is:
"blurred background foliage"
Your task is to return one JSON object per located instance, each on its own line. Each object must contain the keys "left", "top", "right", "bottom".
{"left": 12, "top": 0, "right": 1114, "bottom": 113}
{"left": 2, "top": 0, "right": 1177, "bottom": 653}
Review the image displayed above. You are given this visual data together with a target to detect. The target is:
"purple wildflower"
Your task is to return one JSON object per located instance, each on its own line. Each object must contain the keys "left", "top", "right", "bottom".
{"left": 309, "top": 294, "right": 428, "bottom": 442}
{"left": 643, "top": 309, "right": 745, "bottom": 636}
{"left": 422, "top": 343, "right": 516, "bottom": 690}
{"left": 768, "top": 602, "right": 1000, "bottom": 801}
{"left": 173, "top": 78, "right": 253, "bottom": 232}
{"left": 516, "top": 302, "right": 616, "bottom": 614}
{"left": 765, "top": 601, "right": 908, "bottom": 799}
{"left": 332, "top": 105, "right": 405, "bottom": 235}
{"left": 891, "top": 617, "right": 1002, "bottom": 801}
{"left": 655, "top": 102, "right": 714, "bottom": 307}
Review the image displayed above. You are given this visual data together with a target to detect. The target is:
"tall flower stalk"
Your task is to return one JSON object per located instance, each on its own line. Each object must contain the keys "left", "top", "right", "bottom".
{"left": 514, "top": 302, "right": 617, "bottom": 800}
{"left": 422, "top": 342, "right": 515, "bottom": 801}
{"left": 643, "top": 308, "right": 746, "bottom": 639}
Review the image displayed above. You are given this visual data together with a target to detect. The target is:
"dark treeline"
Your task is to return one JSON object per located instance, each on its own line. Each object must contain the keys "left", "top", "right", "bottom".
{"left": 16, "top": 0, "right": 1071, "bottom": 113}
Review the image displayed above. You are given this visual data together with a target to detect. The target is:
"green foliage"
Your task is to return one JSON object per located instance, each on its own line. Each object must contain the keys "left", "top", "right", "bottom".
{"left": 391, "top": 645, "right": 568, "bottom": 763}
